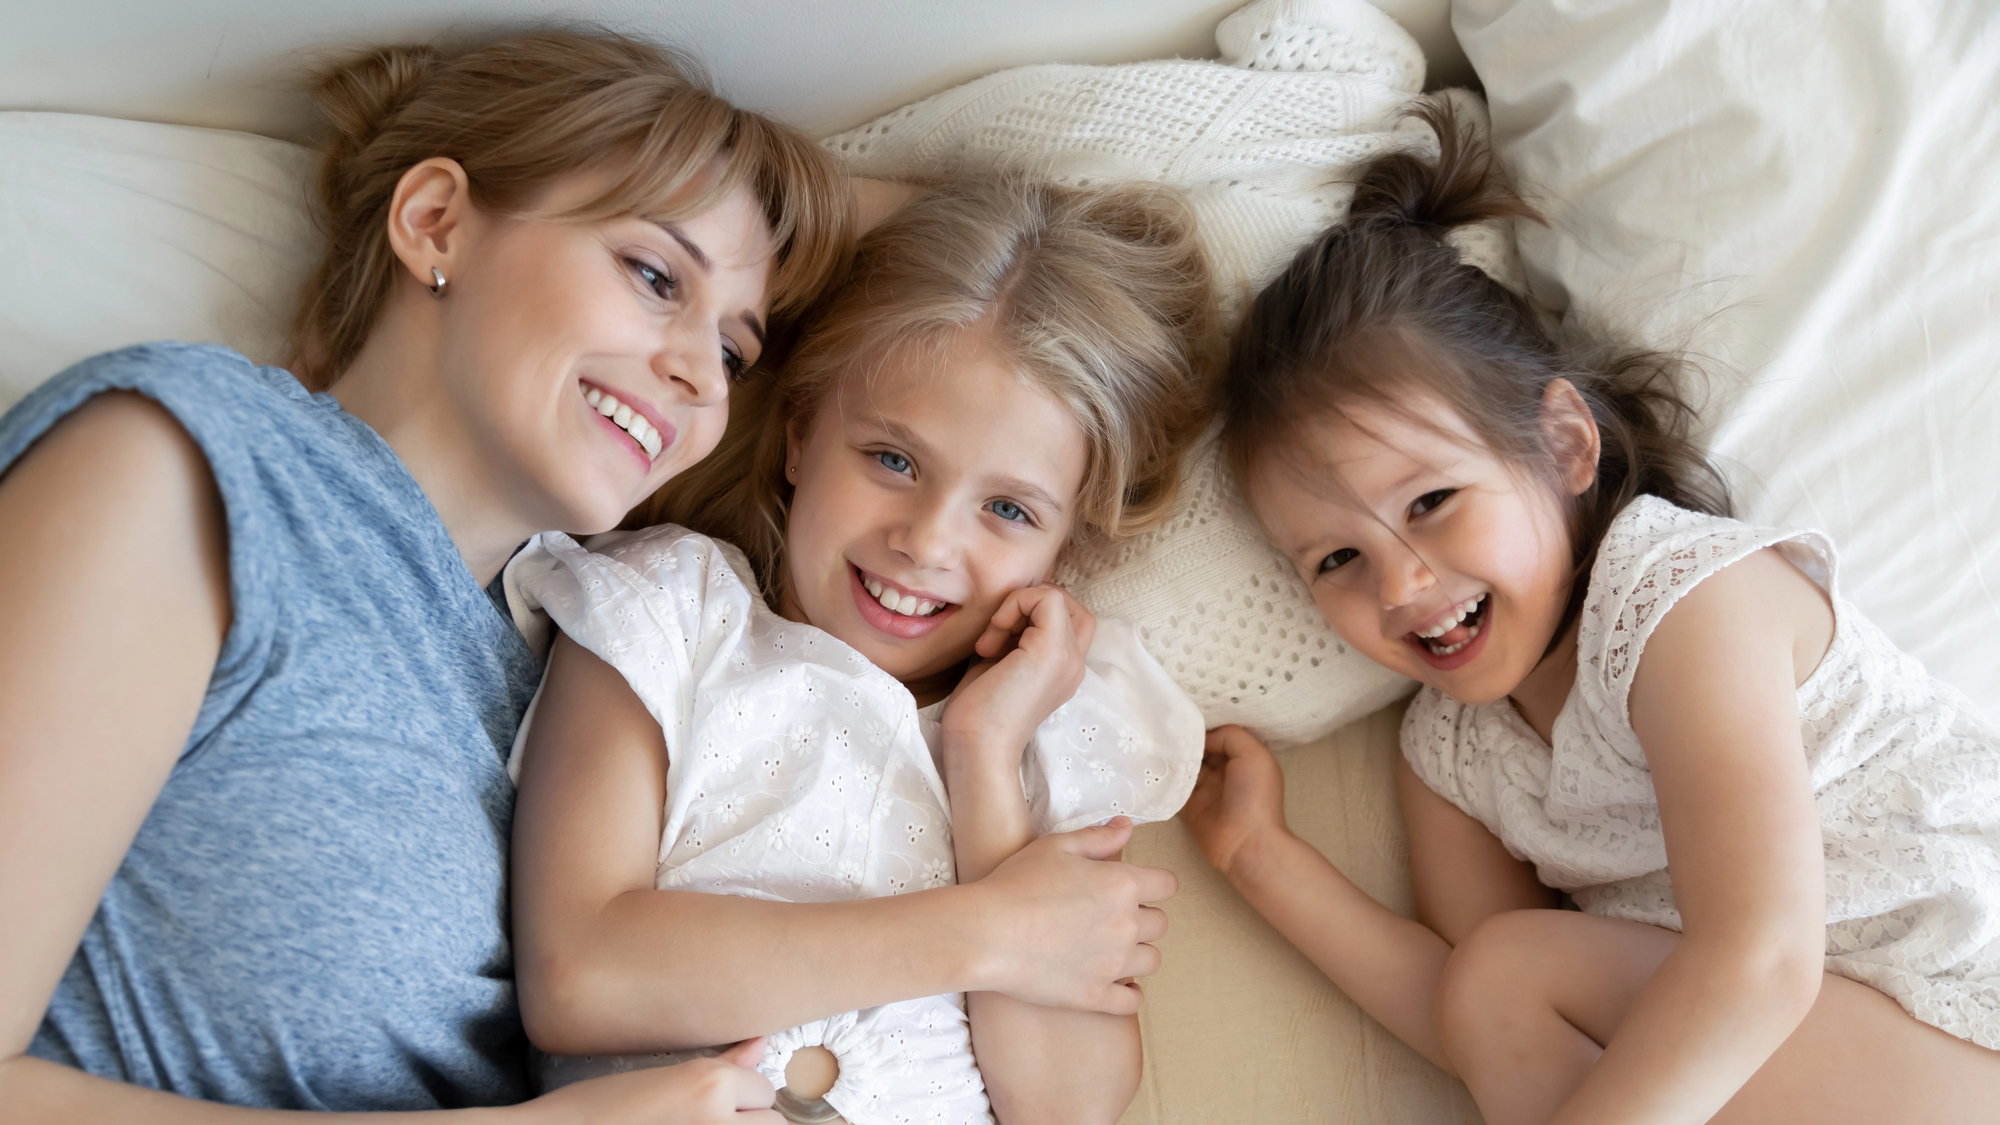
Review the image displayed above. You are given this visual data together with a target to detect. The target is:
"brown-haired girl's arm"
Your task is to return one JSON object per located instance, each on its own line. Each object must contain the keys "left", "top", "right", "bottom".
{"left": 0, "top": 396, "right": 776, "bottom": 1125}
{"left": 1534, "top": 549, "right": 1830, "bottom": 1125}
{"left": 511, "top": 632, "right": 1173, "bottom": 1056}
{"left": 939, "top": 586, "right": 1146, "bottom": 1125}
{"left": 1180, "top": 723, "right": 1555, "bottom": 1072}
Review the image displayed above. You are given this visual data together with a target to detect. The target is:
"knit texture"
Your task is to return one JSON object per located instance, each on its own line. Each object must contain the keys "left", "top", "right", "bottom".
{"left": 823, "top": 0, "right": 1510, "bottom": 744}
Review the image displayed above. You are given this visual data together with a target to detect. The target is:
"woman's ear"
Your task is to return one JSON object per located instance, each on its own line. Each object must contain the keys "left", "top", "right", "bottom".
{"left": 1541, "top": 378, "right": 1601, "bottom": 497}
{"left": 385, "top": 157, "right": 476, "bottom": 293}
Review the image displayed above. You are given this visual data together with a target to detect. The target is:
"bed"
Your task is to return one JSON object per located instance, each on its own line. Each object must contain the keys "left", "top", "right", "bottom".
{"left": 4, "top": 0, "right": 1995, "bottom": 1121}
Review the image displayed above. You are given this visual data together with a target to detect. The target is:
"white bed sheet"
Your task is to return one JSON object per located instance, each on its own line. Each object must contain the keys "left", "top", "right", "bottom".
{"left": 1460, "top": 0, "right": 2000, "bottom": 715}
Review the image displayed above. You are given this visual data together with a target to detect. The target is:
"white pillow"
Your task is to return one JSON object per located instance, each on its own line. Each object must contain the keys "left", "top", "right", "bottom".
{"left": 825, "top": 0, "right": 1444, "bottom": 745}
{"left": 1458, "top": 0, "right": 2000, "bottom": 715}
{"left": 0, "top": 112, "right": 316, "bottom": 412}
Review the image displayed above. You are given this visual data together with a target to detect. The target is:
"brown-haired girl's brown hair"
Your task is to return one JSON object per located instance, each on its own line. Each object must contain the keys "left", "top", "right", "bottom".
{"left": 1220, "top": 98, "right": 1730, "bottom": 644}
{"left": 634, "top": 174, "right": 1218, "bottom": 602}
{"left": 291, "top": 29, "right": 852, "bottom": 387}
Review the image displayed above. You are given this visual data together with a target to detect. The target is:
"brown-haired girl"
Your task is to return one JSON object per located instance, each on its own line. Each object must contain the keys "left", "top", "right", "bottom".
{"left": 1184, "top": 102, "right": 2000, "bottom": 1124}
{"left": 0, "top": 31, "right": 1169, "bottom": 1125}
{"left": 508, "top": 175, "right": 1214, "bottom": 1124}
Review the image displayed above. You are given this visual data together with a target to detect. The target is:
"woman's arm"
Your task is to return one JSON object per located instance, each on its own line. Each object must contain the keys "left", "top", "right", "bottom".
{"left": 512, "top": 632, "right": 1173, "bottom": 1056}
{"left": 0, "top": 395, "right": 783, "bottom": 1125}
{"left": 1182, "top": 724, "right": 1549, "bottom": 1071}
{"left": 1541, "top": 548, "right": 1830, "bottom": 1125}
{"left": 939, "top": 588, "right": 1142, "bottom": 1125}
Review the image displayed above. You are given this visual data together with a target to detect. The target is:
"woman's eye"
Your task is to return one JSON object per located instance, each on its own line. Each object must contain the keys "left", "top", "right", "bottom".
{"left": 631, "top": 259, "right": 677, "bottom": 300}
{"left": 875, "top": 451, "right": 912, "bottom": 475}
{"left": 1319, "top": 547, "right": 1359, "bottom": 574}
{"left": 987, "top": 499, "right": 1029, "bottom": 523}
{"left": 722, "top": 347, "right": 748, "bottom": 383}
{"left": 1411, "top": 489, "right": 1456, "bottom": 517}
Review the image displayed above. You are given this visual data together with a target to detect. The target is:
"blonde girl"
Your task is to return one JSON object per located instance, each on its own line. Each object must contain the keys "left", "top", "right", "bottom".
{"left": 0, "top": 29, "right": 856, "bottom": 1125}
{"left": 1186, "top": 103, "right": 2000, "bottom": 1124}
{"left": 508, "top": 175, "right": 1214, "bottom": 1124}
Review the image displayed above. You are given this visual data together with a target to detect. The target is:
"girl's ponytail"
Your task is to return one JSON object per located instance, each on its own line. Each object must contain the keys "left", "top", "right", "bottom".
{"left": 1221, "top": 96, "right": 1730, "bottom": 646}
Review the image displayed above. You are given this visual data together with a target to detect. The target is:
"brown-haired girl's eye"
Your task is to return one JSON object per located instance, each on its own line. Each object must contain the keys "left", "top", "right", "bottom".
{"left": 1320, "top": 547, "right": 1359, "bottom": 573}
{"left": 1411, "top": 489, "right": 1455, "bottom": 517}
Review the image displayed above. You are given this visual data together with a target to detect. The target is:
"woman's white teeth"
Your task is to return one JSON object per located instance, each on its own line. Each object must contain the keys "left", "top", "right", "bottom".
{"left": 861, "top": 574, "right": 941, "bottom": 617}
{"left": 585, "top": 386, "right": 662, "bottom": 459}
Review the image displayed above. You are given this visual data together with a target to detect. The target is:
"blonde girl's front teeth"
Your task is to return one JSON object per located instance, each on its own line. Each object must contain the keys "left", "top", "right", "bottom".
{"left": 862, "top": 576, "right": 940, "bottom": 617}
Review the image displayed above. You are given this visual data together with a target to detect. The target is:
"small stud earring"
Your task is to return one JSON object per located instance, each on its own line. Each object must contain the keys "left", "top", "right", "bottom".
{"left": 428, "top": 267, "right": 447, "bottom": 298}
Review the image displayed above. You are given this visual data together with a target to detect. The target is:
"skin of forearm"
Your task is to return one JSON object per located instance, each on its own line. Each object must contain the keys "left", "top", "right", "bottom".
{"left": 944, "top": 740, "right": 1141, "bottom": 1125}
{"left": 524, "top": 885, "right": 992, "bottom": 1055}
{"left": 1226, "top": 827, "right": 1457, "bottom": 1071}
{"left": 1544, "top": 933, "right": 1822, "bottom": 1125}
{"left": 0, "top": 1055, "right": 514, "bottom": 1125}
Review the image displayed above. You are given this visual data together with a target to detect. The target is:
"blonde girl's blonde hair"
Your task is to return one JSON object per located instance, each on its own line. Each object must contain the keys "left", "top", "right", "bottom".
{"left": 291, "top": 29, "right": 853, "bottom": 387}
{"left": 633, "top": 174, "right": 1218, "bottom": 601}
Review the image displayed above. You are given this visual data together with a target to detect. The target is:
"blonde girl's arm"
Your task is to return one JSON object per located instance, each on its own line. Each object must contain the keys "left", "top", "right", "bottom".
{"left": 511, "top": 633, "right": 1174, "bottom": 1056}
{"left": 939, "top": 586, "right": 1144, "bottom": 1125}
{"left": 1541, "top": 547, "right": 1830, "bottom": 1125}
{"left": 1181, "top": 724, "right": 1555, "bottom": 1072}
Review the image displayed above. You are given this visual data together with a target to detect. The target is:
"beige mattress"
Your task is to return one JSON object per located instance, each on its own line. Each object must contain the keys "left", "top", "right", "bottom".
{"left": 1120, "top": 700, "right": 1481, "bottom": 1124}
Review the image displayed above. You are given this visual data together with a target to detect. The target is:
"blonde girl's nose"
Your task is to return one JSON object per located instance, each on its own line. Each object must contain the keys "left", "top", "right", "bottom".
{"left": 888, "top": 496, "right": 959, "bottom": 571}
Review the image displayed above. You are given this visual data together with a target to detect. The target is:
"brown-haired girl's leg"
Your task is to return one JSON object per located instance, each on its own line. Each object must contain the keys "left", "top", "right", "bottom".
{"left": 1437, "top": 910, "right": 2000, "bottom": 1125}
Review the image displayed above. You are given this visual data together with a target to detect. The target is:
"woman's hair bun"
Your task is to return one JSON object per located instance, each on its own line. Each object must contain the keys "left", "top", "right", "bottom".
{"left": 1345, "top": 99, "right": 1539, "bottom": 232}
{"left": 310, "top": 45, "right": 443, "bottom": 182}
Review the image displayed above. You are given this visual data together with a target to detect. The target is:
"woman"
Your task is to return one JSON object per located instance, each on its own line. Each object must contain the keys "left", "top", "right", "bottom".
{"left": 0, "top": 30, "right": 1174, "bottom": 1123}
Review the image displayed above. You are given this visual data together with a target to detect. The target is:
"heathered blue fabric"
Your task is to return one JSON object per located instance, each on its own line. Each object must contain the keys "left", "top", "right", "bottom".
{"left": 3, "top": 343, "right": 541, "bottom": 1109}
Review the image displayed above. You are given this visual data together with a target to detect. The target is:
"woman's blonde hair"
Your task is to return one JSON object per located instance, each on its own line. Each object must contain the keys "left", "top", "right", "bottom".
{"left": 634, "top": 174, "right": 1218, "bottom": 600}
{"left": 291, "top": 29, "right": 852, "bottom": 387}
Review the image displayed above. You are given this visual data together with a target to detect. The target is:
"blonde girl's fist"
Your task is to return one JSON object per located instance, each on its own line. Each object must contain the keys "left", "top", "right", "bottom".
{"left": 1179, "top": 725, "right": 1292, "bottom": 881}
{"left": 943, "top": 584, "right": 1096, "bottom": 758}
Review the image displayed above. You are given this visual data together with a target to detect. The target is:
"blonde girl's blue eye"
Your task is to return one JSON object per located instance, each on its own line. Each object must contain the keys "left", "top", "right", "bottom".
{"left": 876, "top": 451, "right": 912, "bottom": 475}
{"left": 1319, "top": 547, "right": 1359, "bottom": 573}
{"left": 987, "top": 499, "right": 1029, "bottom": 523}
{"left": 1411, "top": 488, "right": 1455, "bottom": 517}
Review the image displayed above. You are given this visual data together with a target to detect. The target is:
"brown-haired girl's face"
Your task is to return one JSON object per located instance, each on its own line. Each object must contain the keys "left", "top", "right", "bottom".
{"left": 778, "top": 325, "right": 1087, "bottom": 702}
{"left": 1245, "top": 392, "right": 1580, "bottom": 707}
{"left": 440, "top": 174, "right": 773, "bottom": 535}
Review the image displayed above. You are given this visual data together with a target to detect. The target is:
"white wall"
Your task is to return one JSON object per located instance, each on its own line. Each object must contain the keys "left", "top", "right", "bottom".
{"left": 0, "top": 0, "right": 1469, "bottom": 141}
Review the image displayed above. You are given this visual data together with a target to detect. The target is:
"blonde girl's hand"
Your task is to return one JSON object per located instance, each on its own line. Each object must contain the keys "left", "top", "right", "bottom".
{"left": 524, "top": 1037, "right": 781, "bottom": 1125}
{"left": 1179, "top": 725, "right": 1292, "bottom": 881}
{"left": 941, "top": 584, "right": 1097, "bottom": 761}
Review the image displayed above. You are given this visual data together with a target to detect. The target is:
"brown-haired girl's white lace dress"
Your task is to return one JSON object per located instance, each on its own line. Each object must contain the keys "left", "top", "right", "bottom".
{"left": 1403, "top": 495, "right": 2000, "bottom": 1049}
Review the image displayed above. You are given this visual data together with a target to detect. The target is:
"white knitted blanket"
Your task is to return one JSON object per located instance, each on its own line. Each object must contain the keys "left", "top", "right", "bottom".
{"left": 824, "top": 0, "right": 1479, "bottom": 744}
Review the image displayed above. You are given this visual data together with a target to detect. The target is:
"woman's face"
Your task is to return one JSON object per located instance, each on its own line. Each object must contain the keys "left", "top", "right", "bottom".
{"left": 1244, "top": 393, "right": 1581, "bottom": 707}
{"left": 780, "top": 326, "right": 1088, "bottom": 696}
{"left": 438, "top": 176, "right": 774, "bottom": 535}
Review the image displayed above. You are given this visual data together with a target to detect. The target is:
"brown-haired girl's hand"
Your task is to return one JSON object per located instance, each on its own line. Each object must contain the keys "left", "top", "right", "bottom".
{"left": 940, "top": 584, "right": 1096, "bottom": 765}
{"left": 523, "top": 1038, "right": 781, "bottom": 1124}
{"left": 1180, "top": 725, "right": 1293, "bottom": 882}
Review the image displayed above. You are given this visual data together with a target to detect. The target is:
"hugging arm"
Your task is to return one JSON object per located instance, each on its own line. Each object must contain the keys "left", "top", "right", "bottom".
{"left": 1180, "top": 723, "right": 1555, "bottom": 1072}
{"left": 511, "top": 632, "right": 1172, "bottom": 1056}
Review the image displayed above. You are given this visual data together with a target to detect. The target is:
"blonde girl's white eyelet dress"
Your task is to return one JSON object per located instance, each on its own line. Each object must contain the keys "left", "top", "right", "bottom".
{"left": 1403, "top": 495, "right": 2000, "bottom": 1050}
{"left": 504, "top": 525, "right": 1205, "bottom": 1123}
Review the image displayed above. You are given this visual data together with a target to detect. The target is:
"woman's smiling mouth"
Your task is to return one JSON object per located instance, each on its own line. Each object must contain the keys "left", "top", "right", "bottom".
{"left": 581, "top": 381, "right": 669, "bottom": 461}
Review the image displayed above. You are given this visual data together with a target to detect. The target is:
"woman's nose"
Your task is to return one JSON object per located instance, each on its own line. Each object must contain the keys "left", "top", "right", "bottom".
{"left": 654, "top": 333, "right": 728, "bottom": 407}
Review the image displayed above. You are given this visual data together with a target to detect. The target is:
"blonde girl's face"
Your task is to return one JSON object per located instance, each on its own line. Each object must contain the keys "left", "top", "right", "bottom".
{"left": 1244, "top": 391, "right": 1589, "bottom": 708}
{"left": 441, "top": 175, "right": 774, "bottom": 535}
{"left": 780, "top": 326, "right": 1088, "bottom": 697}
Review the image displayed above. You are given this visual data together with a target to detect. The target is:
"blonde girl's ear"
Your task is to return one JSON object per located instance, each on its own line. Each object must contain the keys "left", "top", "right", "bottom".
{"left": 384, "top": 156, "right": 476, "bottom": 295}
{"left": 1541, "top": 377, "right": 1602, "bottom": 497}
{"left": 783, "top": 413, "right": 807, "bottom": 482}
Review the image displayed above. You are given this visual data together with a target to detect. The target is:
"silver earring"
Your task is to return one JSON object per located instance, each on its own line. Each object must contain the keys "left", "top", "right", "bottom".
{"left": 428, "top": 267, "right": 447, "bottom": 298}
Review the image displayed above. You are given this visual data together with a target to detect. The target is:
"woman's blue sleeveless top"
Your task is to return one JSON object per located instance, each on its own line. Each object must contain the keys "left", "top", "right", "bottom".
{"left": 1, "top": 344, "right": 542, "bottom": 1108}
